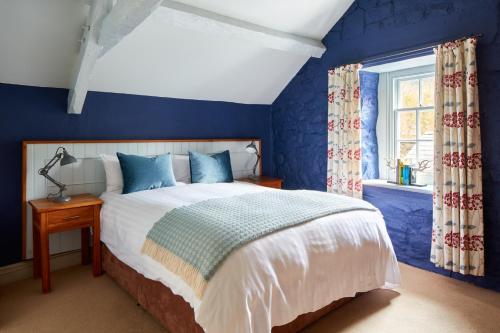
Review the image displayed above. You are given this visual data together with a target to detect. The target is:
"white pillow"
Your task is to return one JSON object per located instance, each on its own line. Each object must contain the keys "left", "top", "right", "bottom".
{"left": 173, "top": 154, "right": 191, "bottom": 183}
{"left": 100, "top": 154, "right": 123, "bottom": 193}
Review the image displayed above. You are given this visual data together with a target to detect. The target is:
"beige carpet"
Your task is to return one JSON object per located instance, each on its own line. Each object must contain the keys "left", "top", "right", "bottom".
{"left": 1, "top": 263, "right": 499, "bottom": 333}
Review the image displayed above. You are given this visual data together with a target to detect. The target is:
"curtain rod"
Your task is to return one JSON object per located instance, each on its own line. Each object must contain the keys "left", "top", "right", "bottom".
{"left": 331, "top": 33, "right": 484, "bottom": 69}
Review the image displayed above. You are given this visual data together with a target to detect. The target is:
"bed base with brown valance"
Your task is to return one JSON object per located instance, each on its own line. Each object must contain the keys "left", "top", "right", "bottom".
{"left": 102, "top": 245, "right": 353, "bottom": 333}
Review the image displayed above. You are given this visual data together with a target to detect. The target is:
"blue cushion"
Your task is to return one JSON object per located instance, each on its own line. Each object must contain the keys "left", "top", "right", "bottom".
{"left": 117, "top": 153, "right": 176, "bottom": 194}
{"left": 189, "top": 150, "right": 234, "bottom": 183}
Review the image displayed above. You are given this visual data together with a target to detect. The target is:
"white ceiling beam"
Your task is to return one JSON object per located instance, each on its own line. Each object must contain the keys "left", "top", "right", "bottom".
{"left": 69, "top": 0, "right": 326, "bottom": 114}
{"left": 68, "top": 0, "right": 162, "bottom": 114}
{"left": 68, "top": 0, "right": 111, "bottom": 114}
{"left": 99, "top": 0, "right": 164, "bottom": 55}
{"left": 158, "top": 0, "right": 326, "bottom": 59}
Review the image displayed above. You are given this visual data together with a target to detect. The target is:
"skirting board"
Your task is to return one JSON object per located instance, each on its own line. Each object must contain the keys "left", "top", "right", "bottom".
{"left": 0, "top": 250, "right": 82, "bottom": 286}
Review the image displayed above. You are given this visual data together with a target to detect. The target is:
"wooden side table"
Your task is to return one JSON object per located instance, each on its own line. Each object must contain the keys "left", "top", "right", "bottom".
{"left": 239, "top": 176, "right": 283, "bottom": 189}
{"left": 29, "top": 194, "right": 103, "bottom": 293}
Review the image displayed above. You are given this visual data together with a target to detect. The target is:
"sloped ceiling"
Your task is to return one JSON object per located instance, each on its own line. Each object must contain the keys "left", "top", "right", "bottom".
{"left": 168, "top": 0, "right": 351, "bottom": 39}
{"left": 0, "top": 0, "right": 353, "bottom": 105}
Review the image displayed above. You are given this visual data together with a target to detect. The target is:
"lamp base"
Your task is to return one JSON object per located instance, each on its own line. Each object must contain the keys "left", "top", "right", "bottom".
{"left": 51, "top": 195, "right": 71, "bottom": 202}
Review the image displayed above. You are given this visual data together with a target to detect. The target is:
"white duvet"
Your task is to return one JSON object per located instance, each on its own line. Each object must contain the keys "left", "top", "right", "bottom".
{"left": 100, "top": 182, "right": 400, "bottom": 333}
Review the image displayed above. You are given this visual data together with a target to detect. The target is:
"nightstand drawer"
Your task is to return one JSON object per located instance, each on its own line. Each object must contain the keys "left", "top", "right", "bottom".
{"left": 47, "top": 206, "right": 94, "bottom": 226}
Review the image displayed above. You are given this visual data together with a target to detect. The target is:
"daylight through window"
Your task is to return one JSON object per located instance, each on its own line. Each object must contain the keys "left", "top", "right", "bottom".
{"left": 394, "top": 73, "right": 435, "bottom": 184}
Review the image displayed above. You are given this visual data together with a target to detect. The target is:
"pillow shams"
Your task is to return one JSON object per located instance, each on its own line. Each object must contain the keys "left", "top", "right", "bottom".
{"left": 100, "top": 154, "right": 123, "bottom": 193}
{"left": 189, "top": 150, "right": 234, "bottom": 184}
{"left": 117, "top": 153, "right": 176, "bottom": 194}
{"left": 173, "top": 154, "right": 191, "bottom": 183}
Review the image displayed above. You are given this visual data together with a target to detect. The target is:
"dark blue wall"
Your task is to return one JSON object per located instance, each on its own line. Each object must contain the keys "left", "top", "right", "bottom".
{"left": 272, "top": 0, "right": 500, "bottom": 290}
{"left": 0, "top": 83, "right": 272, "bottom": 266}
{"left": 363, "top": 186, "right": 434, "bottom": 270}
{"left": 360, "top": 71, "right": 379, "bottom": 179}
{"left": 364, "top": 185, "right": 500, "bottom": 291}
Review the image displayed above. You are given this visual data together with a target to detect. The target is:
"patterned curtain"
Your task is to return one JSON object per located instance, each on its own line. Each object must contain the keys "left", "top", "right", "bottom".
{"left": 327, "top": 64, "right": 362, "bottom": 198}
{"left": 431, "top": 38, "right": 484, "bottom": 276}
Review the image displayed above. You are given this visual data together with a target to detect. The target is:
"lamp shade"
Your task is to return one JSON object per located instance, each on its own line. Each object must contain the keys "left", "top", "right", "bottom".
{"left": 60, "top": 149, "right": 77, "bottom": 166}
{"left": 245, "top": 141, "right": 258, "bottom": 154}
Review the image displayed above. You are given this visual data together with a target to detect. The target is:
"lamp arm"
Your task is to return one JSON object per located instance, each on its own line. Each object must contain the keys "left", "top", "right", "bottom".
{"left": 253, "top": 154, "right": 261, "bottom": 176}
{"left": 38, "top": 147, "right": 65, "bottom": 191}
{"left": 39, "top": 171, "right": 66, "bottom": 191}
{"left": 38, "top": 147, "right": 65, "bottom": 174}
{"left": 38, "top": 154, "right": 61, "bottom": 174}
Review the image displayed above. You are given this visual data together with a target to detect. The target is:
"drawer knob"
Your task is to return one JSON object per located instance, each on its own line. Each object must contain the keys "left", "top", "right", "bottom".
{"left": 63, "top": 215, "right": 80, "bottom": 221}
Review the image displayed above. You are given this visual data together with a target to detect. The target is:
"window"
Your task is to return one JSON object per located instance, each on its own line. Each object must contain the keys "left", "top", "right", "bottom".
{"left": 368, "top": 58, "right": 435, "bottom": 187}
{"left": 393, "top": 73, "right": 435, "bottom": 184}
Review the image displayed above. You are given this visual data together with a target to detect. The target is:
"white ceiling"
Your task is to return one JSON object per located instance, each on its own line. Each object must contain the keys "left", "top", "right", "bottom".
{"left": 0, "top": 0, "right": 353, "bottom": 105}
{"left": 169, "top": 0, "right": 352, "bottom": 39}
{"left": 0, "top": 0, "right": 87, "bottom": 90}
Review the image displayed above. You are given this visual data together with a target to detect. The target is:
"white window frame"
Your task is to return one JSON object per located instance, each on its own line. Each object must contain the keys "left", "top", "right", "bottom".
{"left": 393, "top": 72, "right": 435, "bottom": 163}
{"left": 377, "top": 64, "right": 435, "bottom": 180}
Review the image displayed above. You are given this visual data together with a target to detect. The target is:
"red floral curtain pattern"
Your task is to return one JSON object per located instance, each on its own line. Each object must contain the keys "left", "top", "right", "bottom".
{"left": 431, "top": 38, "right": 484, "bottom": 276}
{"left": 327, "top": 64, "right": 362, "bottom": 198}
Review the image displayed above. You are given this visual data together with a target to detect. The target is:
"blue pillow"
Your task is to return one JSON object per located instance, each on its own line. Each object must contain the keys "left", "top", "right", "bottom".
{"left": 189, "top": 150, "right": 234, "bottom": 183}
{"left": 117, "top": 153, "right": 176, "bottom": 194}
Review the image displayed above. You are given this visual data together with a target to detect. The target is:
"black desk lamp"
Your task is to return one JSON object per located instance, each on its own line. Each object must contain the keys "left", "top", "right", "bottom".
{"left": 245, "top": 141, "right": 261, "bottom": 180}
{"left": 38, "top": 147, "right": 77, "bottom": 202}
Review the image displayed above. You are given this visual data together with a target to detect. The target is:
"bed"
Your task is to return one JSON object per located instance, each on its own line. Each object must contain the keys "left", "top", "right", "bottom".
{"left": 22, "top": 139, "right": 400, "bottom": 333}
{"left": 100, "top": 182, "right": 400, "bottom": 333}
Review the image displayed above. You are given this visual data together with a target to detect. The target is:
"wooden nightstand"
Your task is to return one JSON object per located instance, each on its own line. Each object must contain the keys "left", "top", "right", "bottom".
{"left": 29, "top": 194, "right": 103, "bottom": 293}
{"left": 239, "top": 176, "right": 283, "bottom": 189}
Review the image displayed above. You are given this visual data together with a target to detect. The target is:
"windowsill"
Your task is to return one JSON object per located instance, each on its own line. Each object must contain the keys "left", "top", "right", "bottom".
{"left": 363, "top": 179, "right": 433, "bottom": 194}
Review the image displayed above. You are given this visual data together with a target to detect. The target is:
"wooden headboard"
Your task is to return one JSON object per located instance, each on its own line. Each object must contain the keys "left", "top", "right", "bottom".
{"left": 22, "top": 139, "right": 262, "bottom": 259}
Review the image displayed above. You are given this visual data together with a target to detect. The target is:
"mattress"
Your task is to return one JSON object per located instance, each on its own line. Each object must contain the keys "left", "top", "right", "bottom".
{"left": 100, "top": 182, "right": 400, "bottom": 333}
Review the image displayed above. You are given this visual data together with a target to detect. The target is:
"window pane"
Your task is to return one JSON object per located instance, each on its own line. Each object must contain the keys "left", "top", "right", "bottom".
{"left": 418, "top": 110, "right": 434, "bottom": 139}
{"left": 418, "top": 141, "right": 434, "bottom": 163}
{"left": 416, "top": 141, "right": 434, "bottom": 185}
{"left": 398, "top": 141, "right": 417, "bottom": 162}
{"left": 398, "top": 79, "right": 419, "bottom": 108}
{"left": 398, "top": 111, "right": 416, "bottom": 140}
{"left": 420, "top": 76, "right": 434, "bottom": 107}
